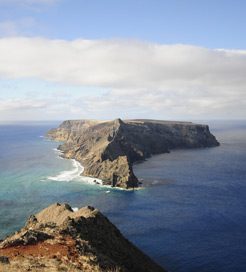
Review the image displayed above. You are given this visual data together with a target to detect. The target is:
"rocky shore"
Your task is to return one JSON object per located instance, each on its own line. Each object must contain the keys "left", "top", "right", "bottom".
{"left": 46, "top": 118, "right": 219, "bottom": 189}
{"left": 0, "top": 203, "right": 166, "bottom": 272}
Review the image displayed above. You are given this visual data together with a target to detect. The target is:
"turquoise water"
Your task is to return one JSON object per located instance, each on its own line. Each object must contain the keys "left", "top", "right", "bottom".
{"left": 0, "top": 120, "right": 246, "bottom": 272}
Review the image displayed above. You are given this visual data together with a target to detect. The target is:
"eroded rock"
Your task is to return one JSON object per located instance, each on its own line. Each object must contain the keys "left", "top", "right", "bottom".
{"left": 46, "top": 118, "right": 219, "bottom": 189}
{"left": 0, "top": 203, "right": 166, "bottom": 272}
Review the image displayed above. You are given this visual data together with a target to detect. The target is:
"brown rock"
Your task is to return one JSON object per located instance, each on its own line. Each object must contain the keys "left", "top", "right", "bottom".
{"left": 46, "top": 118, "right": 219, "bottom": 189}
{"left": 0, "top": 203, "right": 167, "bottom": 272}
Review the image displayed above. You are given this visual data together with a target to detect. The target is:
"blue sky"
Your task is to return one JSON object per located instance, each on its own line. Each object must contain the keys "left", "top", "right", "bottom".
{"left": 1, "top": 0, "right": 246, "bottom": 48}
{"left": 0, "top": 0, "right": 245, "bottom": 121}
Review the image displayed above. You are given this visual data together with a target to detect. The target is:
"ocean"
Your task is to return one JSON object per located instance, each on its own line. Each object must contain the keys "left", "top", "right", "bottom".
{"left": 0, "top": 120, "right": 245, "bottom": 272}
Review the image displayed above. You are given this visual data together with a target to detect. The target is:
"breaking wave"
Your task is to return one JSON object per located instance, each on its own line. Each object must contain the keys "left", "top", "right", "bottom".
{"left": 48, "top": 159, "right": 83, "bottom": 182}
{"left": 48, "top": 158, "right": 102, "bottom": 185}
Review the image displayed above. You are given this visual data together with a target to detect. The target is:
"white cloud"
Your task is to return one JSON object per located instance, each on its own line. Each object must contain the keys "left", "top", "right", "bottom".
{"left": 0, "top": 98, "right": 51, "bottom": 111}
{"left": 0, "top": 97, "right": 72, "bottom": 120}
{"left": 0, "top": 18, "right": 35, "bottom": 37}
{"left": 0, "top": 37, "right": 245, "bottom": 120}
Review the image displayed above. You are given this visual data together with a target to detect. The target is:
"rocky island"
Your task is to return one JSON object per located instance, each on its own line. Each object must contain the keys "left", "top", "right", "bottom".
{"left": 0, "top": 203, "right": 166, "bottom": 272}
{"left": 46, "top": 119, "right": 219, "bottom": 189}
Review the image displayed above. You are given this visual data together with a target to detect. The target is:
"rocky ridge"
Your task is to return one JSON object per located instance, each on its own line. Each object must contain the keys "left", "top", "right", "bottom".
{"left": 46, "top": 118, "right": 219, "bottom": 189}
{"left": 0, "top": 203, "right": 166, "bottom": 272}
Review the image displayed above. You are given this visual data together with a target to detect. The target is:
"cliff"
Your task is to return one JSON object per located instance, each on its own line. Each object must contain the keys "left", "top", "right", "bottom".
{"left": 0, "top": 203, "right": 166, "bottom": 272}
{"left": 46, "top": 119, "right": 219, "bottom": 189}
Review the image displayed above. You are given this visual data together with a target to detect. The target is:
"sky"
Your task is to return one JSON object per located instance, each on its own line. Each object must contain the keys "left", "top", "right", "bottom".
{"left": 0, "top": 0, "right": 245, "bottom": 121}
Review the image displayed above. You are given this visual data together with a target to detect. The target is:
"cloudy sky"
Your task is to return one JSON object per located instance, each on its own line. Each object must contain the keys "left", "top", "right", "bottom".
{"left": 0, "top": 0, "right": 245, "bottom": 121}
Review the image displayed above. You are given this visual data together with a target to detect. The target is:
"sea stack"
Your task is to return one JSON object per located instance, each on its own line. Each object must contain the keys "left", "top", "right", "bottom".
{"left": 46, "top": 119, "right": 219, "bottom": 189}
{"left": 0, "top": 203, "right": 166, "bottom": 272}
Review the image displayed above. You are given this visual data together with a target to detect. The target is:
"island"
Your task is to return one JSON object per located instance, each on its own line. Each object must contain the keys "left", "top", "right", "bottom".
{"left": 46, "top": 118, "right": 219, "bottom": 189}
{"left": 0, "top": 203, "right": 166, "bottom": 272}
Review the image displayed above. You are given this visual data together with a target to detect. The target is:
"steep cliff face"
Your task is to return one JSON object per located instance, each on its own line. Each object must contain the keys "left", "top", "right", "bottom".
{"left": 46, "top": 119, "right": 102, "bottom": 141}
{"left": 46, "top": 119, "right": 219, "bottom": 189}
{"left": 0, "top": 203, "right": 166, "bottom": 272}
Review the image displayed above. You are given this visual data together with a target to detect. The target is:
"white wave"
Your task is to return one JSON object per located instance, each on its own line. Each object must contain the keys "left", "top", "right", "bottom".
{"left": 48, "top": 159, "right": 84, "bottom": 182}
{"left": 47, "top": 146, "right": 103, "bottom": 184}
{"left": 106, "top": 191, "right": 110, "bottom": 194}
{"left": 102, "top": 184, "right": 125, "bottom": 190}
{"left": 48, "top": 157, "right": 103, "bottom": 185}
{"left": 53, "top": 148, "right": 63, "bottom": 154}
{"left": 79, "top": 176, "right": 103, "bottom": 185}
{"left": 72, "top": 207, "right": 79, "bottom": 212}
{"left": 103, "top": 184, "right": 143, "bottom": 191}
{"left": 53, "top": 148, "right": 64, "bottom": 159}
{"left": 40, "top": 135, "right": 50, "bottom": 139}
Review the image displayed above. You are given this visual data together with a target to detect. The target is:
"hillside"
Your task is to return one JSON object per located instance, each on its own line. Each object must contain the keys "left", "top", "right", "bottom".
{"left": 0, "top": 203, "right": 166, "bottom": 272}
{"left": 46, "top": 118, "right": 219, "bottom": 189}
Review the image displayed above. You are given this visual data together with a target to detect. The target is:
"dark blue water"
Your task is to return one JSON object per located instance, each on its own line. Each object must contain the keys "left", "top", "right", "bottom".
{"left": 0, "top": 120, "right": 245, "bottom": 272}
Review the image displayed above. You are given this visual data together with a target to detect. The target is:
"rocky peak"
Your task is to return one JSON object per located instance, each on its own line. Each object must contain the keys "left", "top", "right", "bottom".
{"left": 114, "top": 118, "right": 123, "bottom": 125}
{"left": 0, "top": 203, "right": 166, "bottom": 272}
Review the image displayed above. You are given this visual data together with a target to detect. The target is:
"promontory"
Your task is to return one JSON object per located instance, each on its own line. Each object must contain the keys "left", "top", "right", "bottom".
{"left": 0, "top": 203, "right": 166, "bottom": 271}
{"left": 46, "top": 119, "right": 219, "bottom": 189}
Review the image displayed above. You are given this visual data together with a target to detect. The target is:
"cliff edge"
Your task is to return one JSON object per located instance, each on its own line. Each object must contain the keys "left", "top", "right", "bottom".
{"left": 0, "top": 203, "right": 166, "bottom": 272}
{"left": 46, "top": 119, "right": 219, "bottom": 189}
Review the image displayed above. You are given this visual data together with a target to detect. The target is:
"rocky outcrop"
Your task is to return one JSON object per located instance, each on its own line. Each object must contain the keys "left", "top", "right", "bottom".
{"left": 0, "top": 203, "right": 166, "bottom": 272}
{"left": 46, "top": 119, "right": 219, "bottom": 189}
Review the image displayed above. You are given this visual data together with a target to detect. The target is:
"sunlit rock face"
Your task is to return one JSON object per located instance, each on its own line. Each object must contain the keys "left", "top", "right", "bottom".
{"left": 46, "top": 118, "right": 219, "bottom": 189}
{"left": 0, "top": 203, "right": 166, "bottom": 272}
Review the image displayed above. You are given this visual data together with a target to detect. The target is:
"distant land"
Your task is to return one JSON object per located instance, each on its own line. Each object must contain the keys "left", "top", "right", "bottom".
{"left": 46, "top": 119, "right": 219, "bottom": 189}
{"left": 0, "top": 203, "right": 166, "bottom": 271}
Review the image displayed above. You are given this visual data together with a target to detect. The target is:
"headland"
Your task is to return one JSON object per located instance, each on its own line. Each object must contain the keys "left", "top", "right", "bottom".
{"left": 46, "top": 118, "right": 219, "bottom": 189}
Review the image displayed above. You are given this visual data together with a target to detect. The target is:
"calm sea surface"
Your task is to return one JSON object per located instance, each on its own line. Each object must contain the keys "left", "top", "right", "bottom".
{"left": 0, "top": 120, "right": 245, "bottom": 272}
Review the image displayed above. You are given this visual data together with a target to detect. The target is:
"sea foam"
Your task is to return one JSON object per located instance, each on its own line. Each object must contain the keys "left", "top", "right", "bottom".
{"left": 48, "top": 157, "right": 103, "bottom": 185}
{"left": 48, "top": 159, "right": 82, "bottom": 182}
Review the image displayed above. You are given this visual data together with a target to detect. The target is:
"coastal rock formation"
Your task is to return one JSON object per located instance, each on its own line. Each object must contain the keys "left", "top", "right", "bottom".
{"left": 0, "top": 203, "right": 166, "bottom": 272}
{"left": 46, "top": 119, "right": 219, "bottom": 189}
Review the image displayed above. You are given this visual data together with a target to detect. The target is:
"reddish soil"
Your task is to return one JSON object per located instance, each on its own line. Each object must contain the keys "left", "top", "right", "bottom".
{"left": 0, "top": 235, "right": 78, "bottom": 263}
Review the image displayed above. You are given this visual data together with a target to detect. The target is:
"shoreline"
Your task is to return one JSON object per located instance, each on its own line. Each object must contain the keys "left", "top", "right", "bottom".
{"left": 46, "top": 118, "right": 220, "bottom": 189}
{"left": 49, "top": 146, "right": 143, "bottom": 191}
